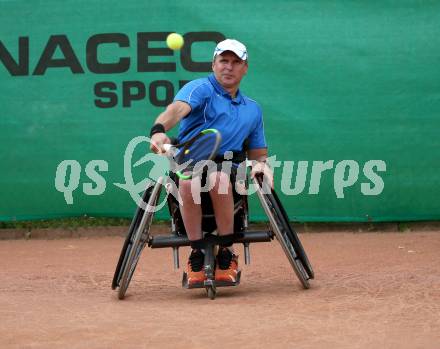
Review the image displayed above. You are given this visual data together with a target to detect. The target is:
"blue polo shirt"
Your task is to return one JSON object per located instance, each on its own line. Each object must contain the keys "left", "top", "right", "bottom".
{"left": 173, "top": 74, "right": 266, "bottom": 155}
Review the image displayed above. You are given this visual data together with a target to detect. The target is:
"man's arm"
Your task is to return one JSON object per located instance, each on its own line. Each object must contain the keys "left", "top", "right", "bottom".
{"left": 154, "top": 101, "right": 191, "bottom": 131}
{"left": 150, "top": 101, "right": 191, "bottom": 153}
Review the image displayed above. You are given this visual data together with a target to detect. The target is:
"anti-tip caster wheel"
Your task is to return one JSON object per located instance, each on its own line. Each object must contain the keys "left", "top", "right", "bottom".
{"left": 206, "top": 286, "right": 216, "bottom": 300}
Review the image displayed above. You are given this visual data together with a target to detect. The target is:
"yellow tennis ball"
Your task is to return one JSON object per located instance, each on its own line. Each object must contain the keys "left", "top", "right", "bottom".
{"left": 166, "top": 33, "right": 184, "bottom": 50}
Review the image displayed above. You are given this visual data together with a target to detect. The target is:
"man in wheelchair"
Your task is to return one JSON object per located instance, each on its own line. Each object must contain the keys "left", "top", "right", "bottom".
{"left": 149, "top": 39, "right": 273, "bottom": 287}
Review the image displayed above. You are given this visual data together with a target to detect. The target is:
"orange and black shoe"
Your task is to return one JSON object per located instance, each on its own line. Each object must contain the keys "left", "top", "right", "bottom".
{"left": 215, "top": 247, "right": 239, "bottom": 283}
{"left": 186, "top": 249, "right": 206, "bottom": 286}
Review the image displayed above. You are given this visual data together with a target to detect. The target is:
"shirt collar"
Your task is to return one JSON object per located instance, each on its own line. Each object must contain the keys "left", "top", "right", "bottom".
{"left": 208, "top": 74, "right": 246, "bottom": 105}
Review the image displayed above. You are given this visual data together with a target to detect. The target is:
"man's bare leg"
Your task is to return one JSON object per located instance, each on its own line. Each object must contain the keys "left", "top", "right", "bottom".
{"left": 208, "top": 171, "right": 234, "bottom": 237}
{"left": 208, "top": 171, "right": 239, "bottom": 282}
{"left": 179, "top": 177, "right": 206, "bottom": 285}
{"left": 178, "top": 178, "right": 202, "bottom": 241}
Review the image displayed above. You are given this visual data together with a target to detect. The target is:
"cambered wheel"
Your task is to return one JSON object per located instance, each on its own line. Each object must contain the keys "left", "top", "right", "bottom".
{"left": 112, "top": 184, "right": 154, "bottom": 290}
{"left": 253, "top": 176, "right": 312, "bottom": 289}
{"left": 116, "top": 178, "right": 163, "bottom": 299}
{"left": 269, "top": 187, "right": 314, "bottom": 279}
{"left": 269, "top": 203, "right": 310, "bottom": 289}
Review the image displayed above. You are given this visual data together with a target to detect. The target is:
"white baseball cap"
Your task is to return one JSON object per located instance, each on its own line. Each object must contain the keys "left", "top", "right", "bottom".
{"left": 213, "top": 39, "right": 248, "bottom": 61}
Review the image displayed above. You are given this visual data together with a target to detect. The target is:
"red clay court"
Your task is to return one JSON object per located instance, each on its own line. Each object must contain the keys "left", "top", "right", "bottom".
{"left": 1, "top": 228, "right": 439, "bottom": 348}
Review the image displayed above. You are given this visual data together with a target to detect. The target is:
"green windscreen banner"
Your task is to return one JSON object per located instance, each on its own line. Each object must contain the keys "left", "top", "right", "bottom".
{"left": 1, "top": 1, "right": 439, "bottom": 222}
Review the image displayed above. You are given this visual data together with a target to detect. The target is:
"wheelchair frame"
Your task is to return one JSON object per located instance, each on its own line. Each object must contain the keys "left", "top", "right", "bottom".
{"left": 112, "top": 174, "right": 314, "bottom": 300}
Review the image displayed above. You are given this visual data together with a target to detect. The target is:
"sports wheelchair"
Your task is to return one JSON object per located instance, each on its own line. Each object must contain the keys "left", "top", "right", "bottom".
{"left": 112, "top": 171, "right": 314, "bottom": 300}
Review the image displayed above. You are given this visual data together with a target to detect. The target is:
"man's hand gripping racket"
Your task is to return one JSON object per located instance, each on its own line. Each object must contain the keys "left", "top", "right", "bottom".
{"left": 151, "top": 129, "right": 222, "bottom": 180}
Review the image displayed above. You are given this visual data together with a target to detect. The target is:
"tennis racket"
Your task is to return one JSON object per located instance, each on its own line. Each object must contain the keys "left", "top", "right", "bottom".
{"left": 164, "top": 128, "right": 222, "bottom": 180}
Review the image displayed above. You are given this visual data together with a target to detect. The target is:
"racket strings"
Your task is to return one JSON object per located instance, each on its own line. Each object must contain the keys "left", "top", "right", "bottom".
{"left": 176, "top": 133, "right": 219, "bottom": 166}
